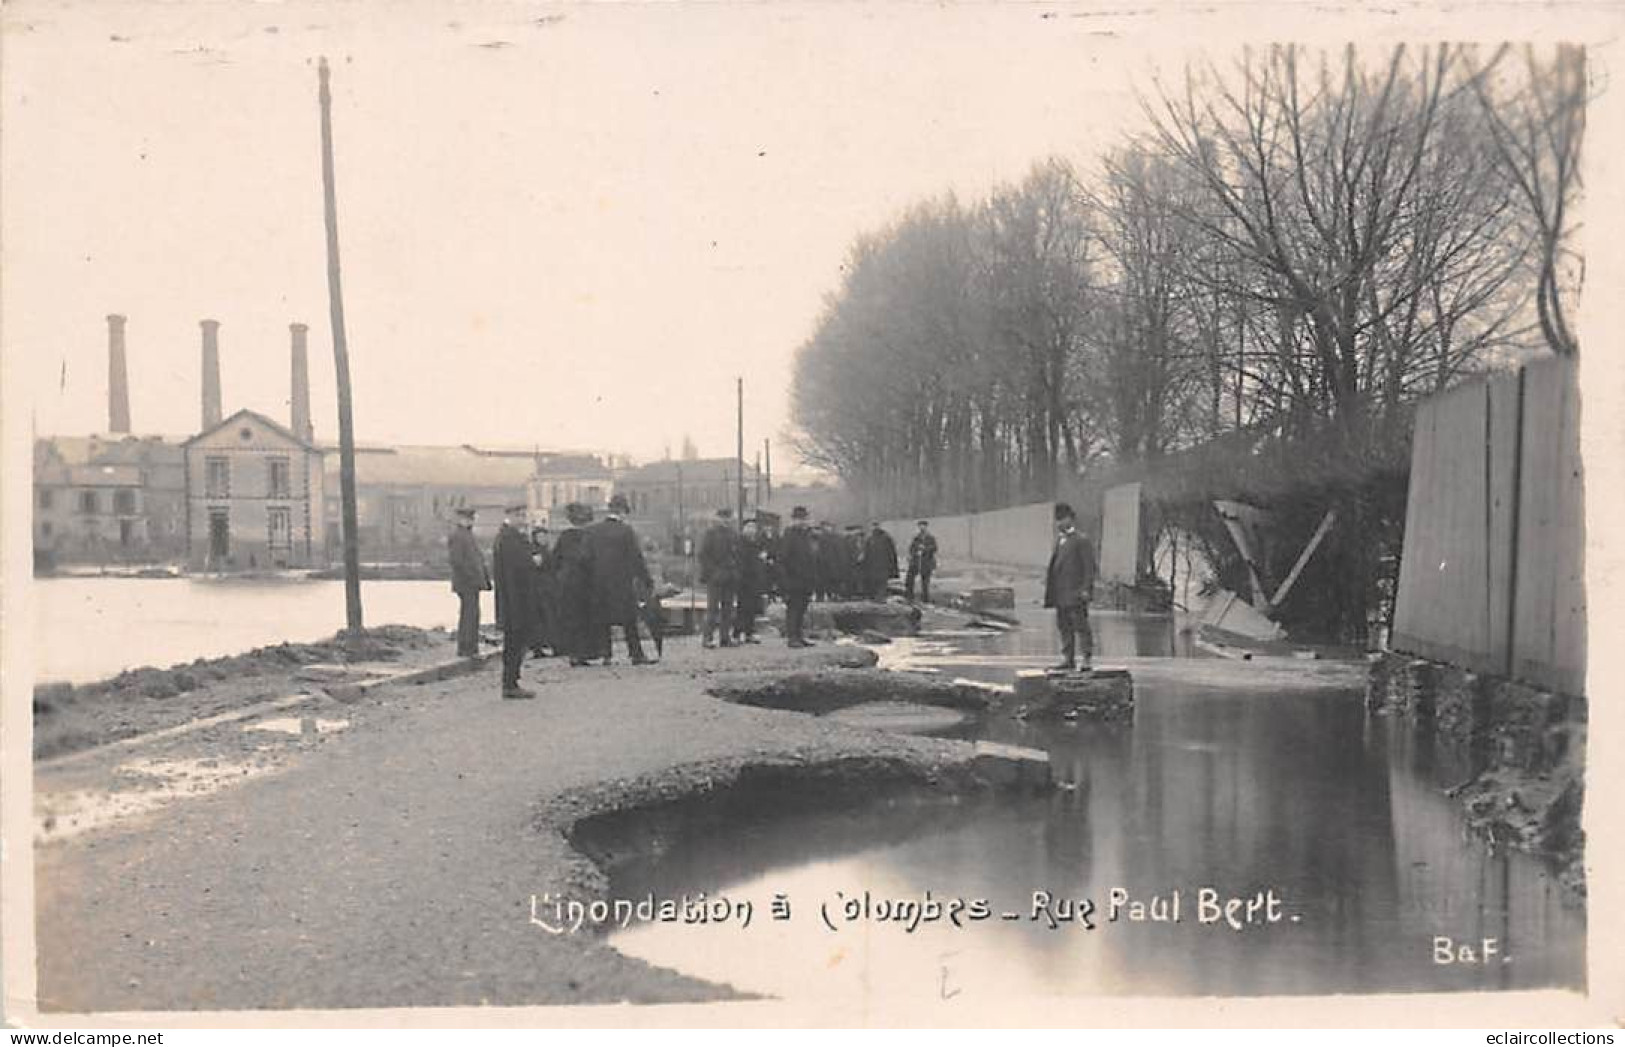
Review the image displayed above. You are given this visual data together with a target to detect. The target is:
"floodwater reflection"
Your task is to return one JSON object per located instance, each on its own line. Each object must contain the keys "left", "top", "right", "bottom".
{"left": 610, "top": 632, "right": 1584, "bottom": 1000}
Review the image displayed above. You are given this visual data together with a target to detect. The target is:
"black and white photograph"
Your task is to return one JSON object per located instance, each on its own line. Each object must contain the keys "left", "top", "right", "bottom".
{"left": 3, "top": 0, "right": 1622, "bottom": 1029}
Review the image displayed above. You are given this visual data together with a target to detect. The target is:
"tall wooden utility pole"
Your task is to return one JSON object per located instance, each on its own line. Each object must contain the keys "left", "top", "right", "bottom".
{"left": 319, "top": 57, "right": 363, "bottom": 633}
{"left": 735, "top": 377, "right": 746, "bottom": 528}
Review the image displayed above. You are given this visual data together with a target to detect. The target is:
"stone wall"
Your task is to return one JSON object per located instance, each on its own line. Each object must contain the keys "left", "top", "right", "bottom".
{"left": 1368, "top": 652, "right": 1587, "bottom": 897}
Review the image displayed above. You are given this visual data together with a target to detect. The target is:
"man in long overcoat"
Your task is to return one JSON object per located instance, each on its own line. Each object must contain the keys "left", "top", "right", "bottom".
{"left": 588, "top": 494, "right": 653, "bottom": 665}
{"left": 1043, "top": 502, "right": 1097, "bottom": 672}
{"left": 528, "top": 525, "right": 558, "bottom": 658}
{"left": 448, "top": 506, "right": 490, "bottom": 658}
{"left": 905, "top": 519, "right": 939, "bottom": 604}
{"left": 698, "top": 507, "right": 741, "bottom": 648}
{"left": 861, "top": 521, "right": 899, "bottom": 601}
{"left": 734, "top": 517, "right": 766, "bottom": 644}
{"left": 777, "top": 506, "right": 818, "bottom": 647}
{"left": 492, "top": 503, "right": 539, "bottom": 698}
{"left": 553, "top": 502, "right": 599, "bottom": 666}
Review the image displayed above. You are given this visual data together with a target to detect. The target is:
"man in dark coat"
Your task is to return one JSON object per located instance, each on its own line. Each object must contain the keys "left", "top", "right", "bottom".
{"left": 588, "top": 494, "right": 653, "bottom": 665}
{"left": 905, "top": 519, "right": 939, "bottom": 604}
{"left": 734, "top": 517, "right": 765, "bottom": 644}
{"left": 698, "top": 507, "right": 741, "bottom": 648}
{"left": 777, "top": 506, "right": 818, "bottom": 647}
{"left": 448, "top": 506, "right": 490, "bottom": 658}
{"left": 492, "top": 503, "right": 538, "bottom": 698}
{"left": 528, "top": 525, "right": 558, "bottom": 658}
{"left": 842, "top": 525, "right": 865, "bottom": 598}
{"left": 861, "top": 521, "right": 899, "bottom": 601}
{"left": 813, "top": 522, "right": 838, "bottom": 601}
{"left": 553, "top": 502, "right": 599, "bottom": 666}
{"left": 1043, "top": 502, "right": 1097, "bottom": 672}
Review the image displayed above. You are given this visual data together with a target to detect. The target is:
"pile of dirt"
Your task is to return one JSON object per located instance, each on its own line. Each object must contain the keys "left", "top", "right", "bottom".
{"left": 33, "top": 625, "right": 447, "bottom": 759}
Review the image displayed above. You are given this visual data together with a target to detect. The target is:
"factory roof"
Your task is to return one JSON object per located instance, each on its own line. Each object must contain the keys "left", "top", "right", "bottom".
{"left": 615, "top": 458, "right": 760, "bottom": 485}
{"left": 323, "top": 444, "right": 540, "bottom": 489}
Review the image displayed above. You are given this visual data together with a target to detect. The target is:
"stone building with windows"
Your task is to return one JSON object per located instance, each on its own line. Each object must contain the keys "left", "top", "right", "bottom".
{"left": 526, "top": 453, "right": 614, "bottom": 528}
{"left": 33, "top": 435, "right": 187, "bottom": 567}
{"left": 184, "top": 409, "right": 326, "bottom": 570}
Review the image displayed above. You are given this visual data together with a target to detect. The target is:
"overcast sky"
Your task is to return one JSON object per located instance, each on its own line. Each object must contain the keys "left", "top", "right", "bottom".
{"left": 4, "top": 0, "right": 1619, "bottom": 473}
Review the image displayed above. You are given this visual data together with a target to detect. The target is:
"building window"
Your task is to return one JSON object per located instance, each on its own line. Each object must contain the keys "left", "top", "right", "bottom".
{"left": 114, "top": 489, "right": 136, "bottom": 515}
{"left": 41, "top": 521, "right": 53, "bottom": 538}
{"left": 205, "top": 457, "right": 230, "bottom": 498}
{"left": 268, "top": 507, "right": 292, "bottom": 551}
{"left": 78, "top": 490, "right": 99, "bottom": 515}
{"left": 37, "top": 488, "right": 54, "bottom": 510}
{"left": 268, "top": 457, "right": 291, "bottom": 499}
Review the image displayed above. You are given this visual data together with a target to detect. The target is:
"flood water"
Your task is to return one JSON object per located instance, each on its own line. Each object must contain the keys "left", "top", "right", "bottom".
{"left": 34, "top": 577, "right": 488, "bottom": 684}
{"left": 609, "top": 617, "right": 1586, "bottom": 1000}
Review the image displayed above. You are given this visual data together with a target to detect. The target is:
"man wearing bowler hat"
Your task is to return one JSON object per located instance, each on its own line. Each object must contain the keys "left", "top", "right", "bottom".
{"left": 777, "top": 506, "right": 817, "bottom": 647}
{"left": 1043, "top": 502, "right": 1096, "bottom": 672}
{"left": 492, "top": 502, "right": 539, "bottom": 698}
{"left": 905, "top": 519, "right": 938, "bottom": 604}
{"left": 588, "top": 493, "right": 654, "bottom": 665}
{"left": 447, "top": 506, "right": 490, "bottom": 658}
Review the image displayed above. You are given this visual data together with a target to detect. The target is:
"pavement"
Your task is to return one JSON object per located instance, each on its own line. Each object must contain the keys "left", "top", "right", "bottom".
{"left": 32, "top": 633, "right": 1014, "bottom": 1015}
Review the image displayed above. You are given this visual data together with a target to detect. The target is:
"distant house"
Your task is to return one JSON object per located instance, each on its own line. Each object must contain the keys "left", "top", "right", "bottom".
{"left": 33, "top": 434, "right": 187, "bottom": 565}
{"left": 322, "top": 444, "right": 537, "bottom": 562}
{"left": 526, "top": 453, "right": 614, "bottom": 528}
{"left": 613, "top": 458, "right": 763, "bottom": 544}
{"left": 184, "top": 409, "right": 326, "bottom": 570}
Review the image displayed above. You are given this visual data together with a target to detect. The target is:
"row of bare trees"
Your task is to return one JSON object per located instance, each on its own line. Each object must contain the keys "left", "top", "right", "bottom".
{"left": 791, "top": 44, "right": 1586, "bottom": 519}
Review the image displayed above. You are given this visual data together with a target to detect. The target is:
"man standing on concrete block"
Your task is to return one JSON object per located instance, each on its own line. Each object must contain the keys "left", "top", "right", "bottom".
{"left": 448, "top": 506, "right": 490, "bottom": 658}
{"left": 906, "top": 519, "right": 938, "bottom": 604}
{"left": 777, "top": 506, "right": 817, "bottom": 647}
{"left": 699, "top": 507, "right": 741, "bottom": 648}
{"left": 492, "top": 503, "right": 538, "bottom": 698}
{"left": 1044, "top": 502, "right": 1096, "bottom": 672}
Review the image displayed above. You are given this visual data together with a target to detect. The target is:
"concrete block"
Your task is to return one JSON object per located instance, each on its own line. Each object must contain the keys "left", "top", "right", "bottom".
{"left": 971, "top": 740, "right": 1052, "bottom": 790}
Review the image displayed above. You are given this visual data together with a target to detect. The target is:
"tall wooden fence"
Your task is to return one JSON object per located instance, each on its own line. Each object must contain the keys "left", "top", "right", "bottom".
{"left": 1391, "top": 356, "right": 1586, "bottom": 696}
{"left": 882, "top": 501, "right": 1054, "bottom": 569}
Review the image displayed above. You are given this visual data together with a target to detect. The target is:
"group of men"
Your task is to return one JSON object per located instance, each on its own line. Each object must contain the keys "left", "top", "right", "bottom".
{"left": 446, "top": 496, "right": 1006, "bottom": 697}
{"left": 798, "top": 519, "right": 938, "bottom": 603}
{"left": 448, "top": 493, "right": 658, "bottom": 700}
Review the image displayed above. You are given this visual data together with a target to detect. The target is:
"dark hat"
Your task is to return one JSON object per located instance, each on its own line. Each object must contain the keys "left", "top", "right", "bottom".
{"left": 790, "top": 505, "right": 809, "bottom": 519}
{"left": 716, "top": 507, "right": 733, "bottom": 518}
{"left": 505, "top": 502, "right": 527, "bottom": 514}
{"left": 917, "top": 519, "right": 930, "bottom": 526}
{"left": 565, "top": 501, "right": 593, "bottom": 525}
{"left": 608, "top": 494, "right": 630, "bottom": 514}
{"left": 1054, "top": 502, "right": 1075, "bottom": 521}
{"left": 454, "top": 506, "right": 476, "bottom": 518}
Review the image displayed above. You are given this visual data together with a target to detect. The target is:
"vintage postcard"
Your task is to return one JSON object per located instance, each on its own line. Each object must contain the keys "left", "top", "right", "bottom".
{"left": 3, "top": 0, "right": 1622, "bottom": 1029}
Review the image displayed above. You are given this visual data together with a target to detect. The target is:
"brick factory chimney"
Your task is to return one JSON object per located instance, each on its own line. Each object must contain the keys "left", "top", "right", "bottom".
{"left": 106, "top": 314, "right": 131, "bottom": 434}
{"left": 200, "top": 319, "right": 222, "bottom": 430}
{"left": 289, "top": 322, "right": 313, "bottom": 444}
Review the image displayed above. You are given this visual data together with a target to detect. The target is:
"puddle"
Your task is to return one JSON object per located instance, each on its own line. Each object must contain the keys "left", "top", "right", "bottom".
{"left": 241, "top": 716, "right": 350, "bottom": 737}
{"left": 36, "top": 756, "right": 277, "bottom": 844}
{"left": 825, "top": 701, "right": 971, "bottom": 734}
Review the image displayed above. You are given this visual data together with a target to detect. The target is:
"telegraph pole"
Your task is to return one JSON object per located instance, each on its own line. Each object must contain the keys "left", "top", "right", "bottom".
{"left": 735, "top": 377, "right": 746, "bottom": 528}
{"left": 319, "top": 57, "right": 363, "bottom": 633}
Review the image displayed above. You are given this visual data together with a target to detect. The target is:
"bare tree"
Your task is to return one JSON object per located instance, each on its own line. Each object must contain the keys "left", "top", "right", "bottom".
{"left": 1465, "top": 44, "right": 1585, "bottom": 357}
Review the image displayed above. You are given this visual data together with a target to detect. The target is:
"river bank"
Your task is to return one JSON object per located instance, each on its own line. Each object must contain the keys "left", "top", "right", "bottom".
{"left": 33, "top": 623, "right": 1056, "bottom": 1013}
